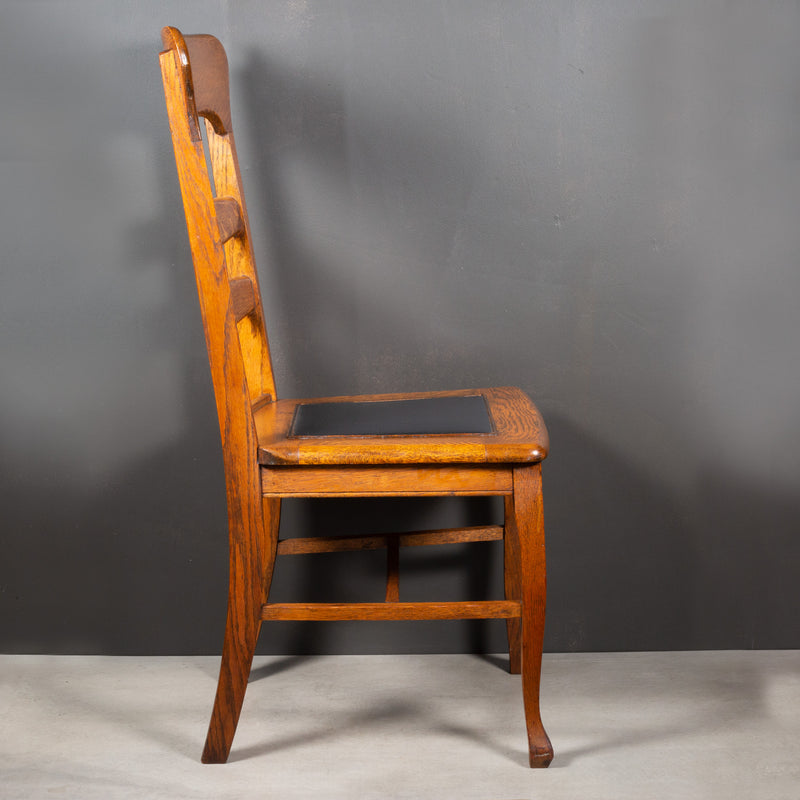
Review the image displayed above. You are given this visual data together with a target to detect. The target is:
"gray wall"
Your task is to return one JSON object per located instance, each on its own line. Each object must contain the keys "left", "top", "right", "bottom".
{"left": 2, "top": 1, "right": 799, "bottom": 655}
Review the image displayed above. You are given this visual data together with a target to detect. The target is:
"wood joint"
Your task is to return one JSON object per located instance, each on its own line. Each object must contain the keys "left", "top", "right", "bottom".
{"left": 229, "top": 276, "right": 257, "bottom": 321}
{"left": 214, "top": 196, "right": 244, "bottom": 243}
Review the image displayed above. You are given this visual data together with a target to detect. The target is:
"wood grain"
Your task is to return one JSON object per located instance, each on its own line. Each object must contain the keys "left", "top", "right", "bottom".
{"left": 385, "top": 538, "right": 400, "bottom": 602}
{"left": 161, "top": 32, "right": 278, "bottom": 766}
{"left": 276, "top": 525, "right": 504, "bottom": 555}
{"left": 261, "top": 601, "right": 520, "bottom": 621}
{"left": 511, "top": 465, "right": 553, "bottom": 767}
{"left": 229, "top": 276, "right": 256, "bottom": 322}
{"left": 261, "top": 464, "right": 513, "bottom": 496}
{"left": 253, "top": 386, "right": 548, "bottom": 466}
{"left": 204, "top": 120, "right": 276, "bottom": 404}
{"left": 504, "top": 495, "right": 522, "bottom": 675}
{"left": 214, "top": 196, "right": 244, "bottom": 243}
{"left": 160, "top": 25, "right": 552, "bottom": 768}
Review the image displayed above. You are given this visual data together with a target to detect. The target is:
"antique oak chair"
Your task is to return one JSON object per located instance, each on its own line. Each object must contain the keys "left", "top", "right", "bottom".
{"left": 159, "top": 26, "right": 553, "bottom": 767}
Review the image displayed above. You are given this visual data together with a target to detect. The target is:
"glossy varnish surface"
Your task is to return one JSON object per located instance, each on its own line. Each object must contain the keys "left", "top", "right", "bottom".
{"left": 254, "top": 386, "right": 548, "bottom": 466}
{"left": 160, "top": 25, "right": 552, "bottom": 768}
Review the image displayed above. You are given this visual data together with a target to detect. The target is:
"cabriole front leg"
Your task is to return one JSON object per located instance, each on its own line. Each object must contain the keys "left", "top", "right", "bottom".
{"left": 510, "top": 465, "right": 553, "bottom": 768}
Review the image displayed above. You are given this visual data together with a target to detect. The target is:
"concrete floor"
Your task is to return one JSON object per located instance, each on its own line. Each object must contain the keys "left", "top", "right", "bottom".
{"left": 1, "top": 651, "right": 798, "bottom": 799}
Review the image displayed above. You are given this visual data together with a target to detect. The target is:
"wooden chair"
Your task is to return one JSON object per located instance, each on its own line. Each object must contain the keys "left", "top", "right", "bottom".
{"left": 159, "top": 26, "right": 553, "bottom": 767}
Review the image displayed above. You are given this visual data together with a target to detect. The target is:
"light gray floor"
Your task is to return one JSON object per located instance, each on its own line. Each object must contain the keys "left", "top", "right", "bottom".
{"left": 1, "top": 651, "right": 798, "bottom": 799}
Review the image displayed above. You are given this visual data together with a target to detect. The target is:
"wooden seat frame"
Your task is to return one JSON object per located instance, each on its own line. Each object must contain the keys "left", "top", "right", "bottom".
{"left": 159, "top": 26, "right": 553, "bottom": 767}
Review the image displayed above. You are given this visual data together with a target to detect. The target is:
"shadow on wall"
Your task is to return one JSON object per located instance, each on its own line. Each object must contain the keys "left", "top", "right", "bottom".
{"left": 231, "top": 49, "right": 800, "bottom": 654}
{"left": 543, "top": 413, "right": 693, "bottom": 652}
{"left": 6, "top": 388, "right": 798, "bottom": 654}
{"left": 237, "top": 49, "right": 533, "bottom": 400}
{"left": 3, "top": 33, "right": 799, "bottom": 655}
{"left": 545, "top": 411, "right": 800, "bottom": 652}
{"left": 0, "top": 38, "right": 231, "bottom": 654}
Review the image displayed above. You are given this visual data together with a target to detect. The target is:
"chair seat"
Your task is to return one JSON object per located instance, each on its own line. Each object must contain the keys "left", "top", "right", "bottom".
{"left": 290, "top": 393, "right": 493, "bottom": 437}
{"left": 254, "top": 386, "right": 548, "bottom": 466}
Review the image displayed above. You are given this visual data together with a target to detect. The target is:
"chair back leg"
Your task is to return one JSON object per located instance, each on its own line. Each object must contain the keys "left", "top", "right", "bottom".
{"left": 202, "top": 498, "right": 281, "bottom": 763}
{"left": 504, "top": 495, "right": 522, "bottom": 675}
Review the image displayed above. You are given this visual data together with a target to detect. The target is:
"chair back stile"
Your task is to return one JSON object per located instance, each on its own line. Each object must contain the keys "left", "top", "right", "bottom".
{"left": 159, "top": 27, "right": 276, "bottom": 410}
{"left": 159, "top": 28, "right": 274, "bottom": 634}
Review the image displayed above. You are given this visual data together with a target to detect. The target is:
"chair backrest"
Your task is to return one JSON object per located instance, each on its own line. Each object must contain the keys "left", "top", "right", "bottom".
{"left": 161, "top": 27, "right": 273, "bottom": 562}
{"left": 159, "top": 26, "right": 276, "bottom": 422}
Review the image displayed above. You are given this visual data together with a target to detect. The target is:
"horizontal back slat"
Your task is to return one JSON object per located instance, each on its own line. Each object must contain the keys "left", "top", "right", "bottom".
{"left": 229, "top": 276, "right": 257, "bottom": 322}
{"left": 214, "top": 196, "right": 244, "bottom": 243}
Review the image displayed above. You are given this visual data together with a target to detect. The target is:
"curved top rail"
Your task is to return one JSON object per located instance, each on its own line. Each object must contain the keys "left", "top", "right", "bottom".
{"left": 160, "top": 26, "right": 232, "bottom": 139}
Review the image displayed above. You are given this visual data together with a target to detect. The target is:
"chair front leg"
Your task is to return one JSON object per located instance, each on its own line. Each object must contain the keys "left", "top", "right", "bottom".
{"left": 201, "top": 497, "right": 281, "bottom": 763}
{"left": 510, "top": 465, "right": 553, "bottom": 768}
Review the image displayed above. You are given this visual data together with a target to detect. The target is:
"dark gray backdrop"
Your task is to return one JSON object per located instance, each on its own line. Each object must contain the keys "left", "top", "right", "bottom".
{"left": 2, "top": 1, "right": 799, "bottom": 655}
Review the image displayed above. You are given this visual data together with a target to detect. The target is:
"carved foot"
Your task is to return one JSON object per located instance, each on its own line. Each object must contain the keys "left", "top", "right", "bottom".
{"left": 529, "top": 740, "right": 554, "bottom": 768}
